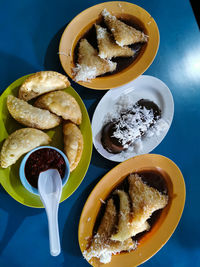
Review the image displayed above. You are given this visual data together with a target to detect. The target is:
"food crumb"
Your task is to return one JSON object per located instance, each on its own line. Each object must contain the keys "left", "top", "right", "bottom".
{"left": 57, "top": 51, "right": 69, "bottom": 57}
{"left": 100, "top": 198, "right": 106, "bottom": 204}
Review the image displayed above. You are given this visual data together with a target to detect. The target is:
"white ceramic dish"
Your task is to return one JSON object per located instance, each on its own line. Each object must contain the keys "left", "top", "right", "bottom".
{"left": 92, "top": 75, "right": 174, "bottom": 162}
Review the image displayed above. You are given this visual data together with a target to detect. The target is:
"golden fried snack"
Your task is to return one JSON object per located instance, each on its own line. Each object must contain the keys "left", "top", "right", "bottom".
{"left": 83, "top": 198, "right": 136, "bottom": 264}
{"left": 102, "top": 9, "right": 148, "bottom": 46}
{"left": 73, "top": 38, "right": 117, "bottom": 82}
{"left": 111, "top": 190, "right": 150, "bottom": 242}
{"left": 63, "top": 122, "right": 83, "bottom": 172}
{"left": 7, "top": 95, "right": 61, "bottom": 130}
{"left": 128, "top": 173, "right": 168, "bottom": 229}
{"left": 34, "top": 90, "right": 82, "bottom": 125}
{"left": 95, "top": 24, "right": 134, "bottom": 59}
{"left": 0, "top": 128, "right": 51, "bottom": 168}
{"left": 19, "top": 71, "right": 70, "bottom": 101}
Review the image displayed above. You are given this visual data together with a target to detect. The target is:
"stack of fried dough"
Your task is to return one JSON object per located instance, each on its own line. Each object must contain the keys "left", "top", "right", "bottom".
{"left": 83, "top": 173, "right": 168, "bottom": 264}
{"left": 0, "top": 71, "right": 83, "bottom": 172}
{"left": 74, "top": 9, "right": 148, "bottom": 82}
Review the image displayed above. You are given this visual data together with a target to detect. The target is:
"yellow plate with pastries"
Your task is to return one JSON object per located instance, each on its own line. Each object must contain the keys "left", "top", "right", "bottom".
{"left": 0, "top": 72, "right": 92, "bottom": 208}
{"left": 78, "top": 154, "right": 185, "bottom": 266}
{"left": 59, "top": 1, "right": 159, "bottom": 89}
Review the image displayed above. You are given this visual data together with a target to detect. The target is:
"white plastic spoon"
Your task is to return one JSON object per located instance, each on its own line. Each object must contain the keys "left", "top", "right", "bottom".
{"left": 38, "top": 169, "right": 62, "bottom": 256}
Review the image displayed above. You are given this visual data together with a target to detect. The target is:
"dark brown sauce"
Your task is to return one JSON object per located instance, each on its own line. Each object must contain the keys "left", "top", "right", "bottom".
{"left": 93, "top": 171, "right": 168, "bottom": 243}
{"left": 73, "top": 14, "right": 147, "bottom": 76}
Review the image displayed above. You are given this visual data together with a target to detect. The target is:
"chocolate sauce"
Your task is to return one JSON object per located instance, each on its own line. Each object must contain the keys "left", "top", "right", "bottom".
{"left": 73, "top": 14, "right": 147, "bottom": 76}
{"left": 25, "top": 148, "right": 66, "bottom": 188}
{"left": 101, "top": 122, "right": 125, "bottom": 154}
{"left": 93, "top": 171, "right": 168, "bottom": 242}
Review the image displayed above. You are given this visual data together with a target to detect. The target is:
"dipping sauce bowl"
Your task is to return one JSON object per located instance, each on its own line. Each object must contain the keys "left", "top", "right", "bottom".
{"left": 19, "top": 146, "right": 70, "bottom": 195}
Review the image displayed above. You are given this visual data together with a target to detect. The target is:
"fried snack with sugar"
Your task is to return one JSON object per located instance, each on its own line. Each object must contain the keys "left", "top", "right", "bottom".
{"left": 34, "top": 90, "right": 82, "bottom": 125}
{"left": 95, "top": 24, "right": 134, "bottom": 59}
{"left": 83, "top": 198, "right": 136, "bottom": 264}
{"left": 7, "top": 95, "right": 61, "bottom": 130}
{"left": 73, "top": 38, "right": 117, "bottom": 82}
{"left": 63, "top": 122, "right": 83, "bottom": 172}
{"left": 102, "top": 9, "right": 148, "bottom": 47}
{"left": 128, "top": 173, "right": 168, "bottom": 230}
{"left": 111, "top": 190, "right": 150, "bottom": 242}
{"left": 19, "top": 71, "right": 70, "bottom": 101}
{"left": 0, "top": 128, "right": 51, "bottom": 168}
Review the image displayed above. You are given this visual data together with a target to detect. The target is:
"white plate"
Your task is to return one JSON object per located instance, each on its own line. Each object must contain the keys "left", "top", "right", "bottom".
{"left": 92, "top": 75, "right": 174, "bottom": 162}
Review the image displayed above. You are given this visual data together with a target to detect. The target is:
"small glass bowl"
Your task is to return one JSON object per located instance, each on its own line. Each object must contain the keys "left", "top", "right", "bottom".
{"left": 19, "top": 146, "right": 70, "bottom": 195}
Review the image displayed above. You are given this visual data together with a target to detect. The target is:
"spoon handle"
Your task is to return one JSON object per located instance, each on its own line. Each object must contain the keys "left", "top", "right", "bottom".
{"left": 46, "top": 207, "right": 61, "bottom": 256}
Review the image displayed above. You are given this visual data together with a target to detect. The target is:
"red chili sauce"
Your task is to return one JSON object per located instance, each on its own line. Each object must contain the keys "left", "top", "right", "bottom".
{"left": 25, "top": 148, "right": 66, "bottom": 188}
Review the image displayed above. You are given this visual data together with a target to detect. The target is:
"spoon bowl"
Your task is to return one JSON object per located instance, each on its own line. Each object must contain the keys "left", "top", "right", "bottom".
{"left": 38, "top": 169, "right": 62, "bottom": 256}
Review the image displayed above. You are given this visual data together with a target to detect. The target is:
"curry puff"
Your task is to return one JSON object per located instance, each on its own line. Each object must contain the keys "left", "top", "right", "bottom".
{"left": 63, "top": 122, "right": 83, "bottom": 172}
{"left": 73, "top": 38, "right": 117, "bottom": 82}
{"left": 7, "top": 95, "right": 61, "bottom": 130}
{"left": 83, "top": 198, "right": 136, "bottom": 264}
{"left": 19, "top": 71, "right": 70, "bottom": 101}
{"left": 95, "top": 24, "right": 134, "bottom": 59}
{"left": 0, "top": 128, "right": 51, "bottom": 168}
{"left": 34, "top": 91, "right": 82, "bottom": 125}
{"left": 102, "top": 9, "right": 148, "bottom": 47}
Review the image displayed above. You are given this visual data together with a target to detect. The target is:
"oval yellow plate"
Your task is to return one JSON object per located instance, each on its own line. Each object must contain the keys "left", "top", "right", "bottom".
{"left": 59, "top": 1, "right": 159, "bottom": 90}
{"left": 78, "top": 154, "right": 185, "bottom": 266}
{"left": 0, "top": 75, "right": 93, "bottom": 208}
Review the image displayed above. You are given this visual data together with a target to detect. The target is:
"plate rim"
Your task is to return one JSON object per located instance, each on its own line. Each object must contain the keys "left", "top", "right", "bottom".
{"left": 78, "top": 153, "right": 186, "bottom": 266}
{"left": 91, "top": 75, "right": 174, "bottom": 162}
{"left": 59, "top": 1, "right": 160, "bottom": 90}
{"left": 0, "top": 74, "right": 93, "bottom": 208}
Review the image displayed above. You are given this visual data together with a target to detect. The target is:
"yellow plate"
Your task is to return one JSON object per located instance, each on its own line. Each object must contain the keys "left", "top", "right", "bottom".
{"left": 0, "top": 75, "right": 93, "bottom": 208}
{"left": 78, "top": 154, "right": 185, "bottom": 266}
{"left": 59, "top": 1, "right": 159, "bottom": 90}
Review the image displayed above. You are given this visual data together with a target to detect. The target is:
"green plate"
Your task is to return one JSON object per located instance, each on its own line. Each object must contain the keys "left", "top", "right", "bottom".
{"left": 0, "top": 75, "right": 93, "bottom": 208}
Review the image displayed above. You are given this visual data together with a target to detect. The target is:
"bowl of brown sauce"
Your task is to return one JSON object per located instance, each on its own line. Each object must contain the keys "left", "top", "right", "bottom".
{"left": 19, "top": 146, "right": 70, "bottom": 195}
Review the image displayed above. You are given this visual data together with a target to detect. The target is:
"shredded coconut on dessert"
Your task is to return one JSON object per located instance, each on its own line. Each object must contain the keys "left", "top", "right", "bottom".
{"left": 96, "top": 26, "right": 106, "bottom": 39}
{"left": 103, "top": 95, "right": 168, "bottom": 155}
{"left": 83, "top": 246, "right": 113, "bottom": 264}
{"left": 112, "top": 106, "right": 155, "bottom": 148}
{"left": 102, "top": 8, "right": 112, "bottom": 18}
{"left": 73, "top": 64, "right": 97, "bottom": 82}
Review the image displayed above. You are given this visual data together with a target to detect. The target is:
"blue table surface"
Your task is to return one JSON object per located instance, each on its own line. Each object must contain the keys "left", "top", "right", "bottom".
{"left": 0, "top": 0, "right": 200, "bottom": 266}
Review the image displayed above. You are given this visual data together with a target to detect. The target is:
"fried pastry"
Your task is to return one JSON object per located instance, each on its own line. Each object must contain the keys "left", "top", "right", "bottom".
{"left": 111, "top": 190, "right": 150, "bottom": 242}
{"left": 7, "top": 95, "right": 61, "bottom": 130}
{"left": 83, "top": 198, "right": 136, "bottom": 264}
{"left": 102, "top": 9, "right": 148, "bottom": 47}
{"left": 63, "top": 122, "right": 83, "bottom": 172}
{"left": 128, "top": 173, "right": 168, "bottom": 230}
{"left": 95, "top": 24, "right": 134, "bottom": 59}
{"left": 19, "top": 71, "right": 70, "bottom": 101}
{"left": 0, "top": 128, "right": 51, "bottom": 168}
{"left": 73, "top": 38, "right": 117, "bottom": 82}
{"left": 34, "top": 90, "right": 82, "bottom": 125}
